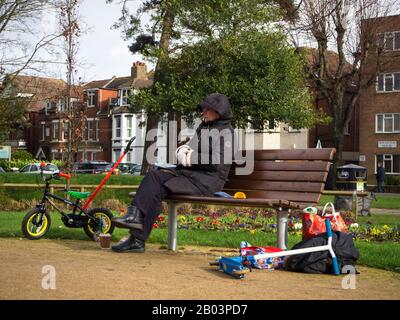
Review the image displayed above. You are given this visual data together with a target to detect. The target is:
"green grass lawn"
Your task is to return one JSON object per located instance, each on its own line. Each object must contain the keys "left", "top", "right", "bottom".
{"left": 0, "top": 172, "right": 143, "bottom": 185}
{"left": 319, "top": 194, "right": 400, "bottom": 210}
{"left": 1, "top": 211, "right": 399, "bottom": 273}
{"left": 357, "top": 214, "right": 400, "bottom": 226}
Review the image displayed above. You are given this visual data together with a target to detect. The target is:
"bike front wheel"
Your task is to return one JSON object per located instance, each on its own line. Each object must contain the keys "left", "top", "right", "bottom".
{"left": 22, "top": 208, "right": 51, "bottom": 240}
{"left": 83, "top": 208, "right": 115, "bottom": 241}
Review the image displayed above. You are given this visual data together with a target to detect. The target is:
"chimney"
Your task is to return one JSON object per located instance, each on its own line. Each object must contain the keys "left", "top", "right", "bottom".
{"left": 131, "top": 61, "right": 147, "bottom": 80}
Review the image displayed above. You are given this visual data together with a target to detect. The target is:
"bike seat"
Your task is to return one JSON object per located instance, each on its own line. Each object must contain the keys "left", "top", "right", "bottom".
{"left": 67, "top": 190, "right": 91, "bottom": 199}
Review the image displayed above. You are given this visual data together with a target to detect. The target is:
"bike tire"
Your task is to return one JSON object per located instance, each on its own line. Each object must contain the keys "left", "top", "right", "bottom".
{"left": 22, "top": 208, "right": 51, "bottom": 240}
{"left": 83, "top": 207, "right": 115, "bottom": 241}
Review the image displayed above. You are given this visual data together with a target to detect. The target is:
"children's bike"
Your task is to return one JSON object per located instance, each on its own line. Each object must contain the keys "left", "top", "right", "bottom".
{"left": 21, "top": 137, "right": 136, "bottom": 241}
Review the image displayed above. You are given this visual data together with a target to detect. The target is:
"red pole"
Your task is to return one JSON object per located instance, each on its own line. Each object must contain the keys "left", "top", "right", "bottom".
{"left": 83, "top": 137, "right": 135, "bottom": 209}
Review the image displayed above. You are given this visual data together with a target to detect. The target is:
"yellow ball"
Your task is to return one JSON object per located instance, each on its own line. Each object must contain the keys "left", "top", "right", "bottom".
{"left": 234, "top": 192, "right": 246, "bottom": 199}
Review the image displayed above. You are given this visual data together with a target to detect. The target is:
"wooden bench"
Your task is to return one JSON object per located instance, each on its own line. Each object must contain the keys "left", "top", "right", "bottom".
{"left": 130, "top": 148, "right": 336, "bottom": 251}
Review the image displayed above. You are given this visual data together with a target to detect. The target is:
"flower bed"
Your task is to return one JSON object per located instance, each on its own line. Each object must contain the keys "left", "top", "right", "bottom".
{"left": 155, "top": 204, "right": 400, "bottom": 242}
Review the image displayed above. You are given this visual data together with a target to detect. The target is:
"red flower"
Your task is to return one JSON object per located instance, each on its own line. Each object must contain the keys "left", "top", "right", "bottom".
{"left": 152, "top": 223, "right": 159, "bottom": 228}
{"left": 157, "top": 216, "right": 165, "bottom": 222}
{"left": 197, "top": 216, "right": 204, "bottom": 222}
{"left": 211, "top": 219, "right": 219, "bottom": 225}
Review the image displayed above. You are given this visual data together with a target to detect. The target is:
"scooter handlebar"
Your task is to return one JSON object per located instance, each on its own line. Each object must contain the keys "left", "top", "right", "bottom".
{"left": 124, "top": 136, "right": 136, "bottom": 154}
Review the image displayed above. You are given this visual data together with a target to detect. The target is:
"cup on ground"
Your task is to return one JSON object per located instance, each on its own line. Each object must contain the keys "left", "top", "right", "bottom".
{"left": 99, "top": 233, "right": 111, "bottom": 249}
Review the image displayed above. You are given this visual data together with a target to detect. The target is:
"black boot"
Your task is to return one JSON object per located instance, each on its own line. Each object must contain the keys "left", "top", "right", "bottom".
{"left": 111, "top": 234, "right": 145, "bottom": 253}
{"left": 112, "top": 205, "right": 144, "bottom": 230}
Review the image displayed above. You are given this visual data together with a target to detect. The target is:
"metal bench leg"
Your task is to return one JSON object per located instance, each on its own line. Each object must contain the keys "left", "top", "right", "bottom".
{"left": 167, "top": 202, "right": 178, "bottom": 251}
{"left": 277, "top": 210, "right": 289, "bottom": 250}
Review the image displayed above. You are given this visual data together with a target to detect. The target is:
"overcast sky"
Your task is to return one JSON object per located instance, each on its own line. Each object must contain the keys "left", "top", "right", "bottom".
{"left": 76, "top": 0, "right": 153, "bottom": 82}
{"left": 25, "top": 0, "right": 152, "bottom": 83}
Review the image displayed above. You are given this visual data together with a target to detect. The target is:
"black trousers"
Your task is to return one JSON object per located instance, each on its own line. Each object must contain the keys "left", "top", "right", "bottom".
{"left": 130, "top": 169, "right": 175, "bottom": 241}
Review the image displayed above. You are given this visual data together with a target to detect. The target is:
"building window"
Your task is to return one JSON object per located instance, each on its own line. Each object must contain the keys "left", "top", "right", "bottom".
{"left": 92, "top": 152, "right": 97, "bottom": 161}
{"left": 114, "top": 149, "right": 121, "bottom": 162}
{"left": 87, "top": 120, "right": 94, "bottom": 141}
{"left": 41, "top": 123, "right": 45, "bottom": 141}
{"left": 63, "top": 122, "right": 69, "bottom": 141}
{"left": 87, "top": 90, "right": 96, "bottom": 106}
{"left": 377, "top": 32, "right": 400, "bottom": 51}
{"left": 96, "top": 119, "right": 100, "bottom": 141}
{"left": 45, "top": 101, "right": 51, "bottom": 115}
{"left": 376, "top": 113, "right": 400, "bottom": 133}
{"left": 120, "top": 89, "right": 130, "bottom": 105}
{"left": 376, "top": 154, "right": 400, "bottom": 174}
{"left": 126, "top": 115, "right": 133, "bottom": 138}
{"left": 52, "top": 122, "right": 59, "bottom": 141}
{"left": 115, "top": 116, "right": 121, "bottom": 138}
{"left": 377, "top": 73, "right": 400, "bottom": 92}
{"left": 58, "top": 98, "right": 66, "bottom": 112}
{"left": 344, "top": 122, "right": 350, "bottom": 135}
{"left": 268, "top": 119, "right": 275, "bottom": 130}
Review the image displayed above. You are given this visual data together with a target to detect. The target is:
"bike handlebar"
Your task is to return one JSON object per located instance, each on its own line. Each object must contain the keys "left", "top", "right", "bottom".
{"left": 124, "top": 136, "right": 136, "bottom": 154}
{"left": 59, "top": 172, "right": 71, "bottom": 180}
{"left": 39, "top": 163, "right": 71, "bottom": 181}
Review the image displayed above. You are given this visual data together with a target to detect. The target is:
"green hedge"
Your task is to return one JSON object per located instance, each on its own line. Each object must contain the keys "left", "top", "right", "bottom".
{"left": 0, "top": 159, "right": 65, "bottom": 171}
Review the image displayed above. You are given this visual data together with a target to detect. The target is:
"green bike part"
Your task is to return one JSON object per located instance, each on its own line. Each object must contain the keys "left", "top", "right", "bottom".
{"left": 66, "top": 190, "right": 91, "bottom": 199}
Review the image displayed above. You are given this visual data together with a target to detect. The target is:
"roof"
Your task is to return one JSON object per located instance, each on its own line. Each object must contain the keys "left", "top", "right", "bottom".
{"left": 107, "top": 76, "right": 131, "bottom": 89}
{"left": 113, "top": 105, "right": 131, "bottom": 114}
{"left": 106, "top": 76, "right": 153, "bottom": 90}
{"left": 298, "top": 47, "right": 354, "bottom": 75}
{"left": 83, "top": 78, "right": 115, "bottom": 89}
{"left": 3, "top": 75, "right": 82, "bottom": 112}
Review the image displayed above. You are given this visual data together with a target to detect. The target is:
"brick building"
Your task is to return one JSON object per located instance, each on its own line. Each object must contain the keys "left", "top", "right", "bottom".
{"left": 1, "top": 75, "right": 78, "bottom": 159}
{"left": 81, "top": 78, "right": 118, "bottom": 162}
{"left": 359, "top": 14, "right": 400, "bottom": 184}
{"left": 301, "top": 48, "right": 360, "bottom": 160}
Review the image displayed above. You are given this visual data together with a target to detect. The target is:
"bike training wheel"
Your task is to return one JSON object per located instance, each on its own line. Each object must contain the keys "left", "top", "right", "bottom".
{"left": 22, "top": 208, "right": 51, "bottom": 240}
{"left": 83, "top": 208, "right": 115, "bottom": 241}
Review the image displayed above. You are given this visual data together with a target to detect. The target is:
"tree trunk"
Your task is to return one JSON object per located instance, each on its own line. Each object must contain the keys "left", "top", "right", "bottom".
{"left": 332, "top": 128, "right": 345, "bottom": 189}
{"left": 141, "top": 7, "right": 175, "bottom": 175}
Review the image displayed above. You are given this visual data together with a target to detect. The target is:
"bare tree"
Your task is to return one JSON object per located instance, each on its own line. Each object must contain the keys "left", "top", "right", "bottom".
{"left": 289, "top": 0, "right": 396, "bottom": 184}
{"left": 57, "top": 0, "right": 86, "bottom": 175}
{"left": 0, "top": 1, "right": 64, "bottom": 145}
{"left": 0, "top": 0, "right": 64, "bottom": 80}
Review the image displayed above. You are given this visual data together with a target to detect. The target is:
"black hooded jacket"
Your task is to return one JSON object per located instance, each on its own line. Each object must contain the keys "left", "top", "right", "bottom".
{"left": 163, "top": 93, "right": 235, "bottom": 196}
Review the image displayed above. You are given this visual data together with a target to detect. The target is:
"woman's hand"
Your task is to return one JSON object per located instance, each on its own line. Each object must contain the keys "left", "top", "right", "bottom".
{"left": 176, "top": 145, "right": 194, "bottom": 167}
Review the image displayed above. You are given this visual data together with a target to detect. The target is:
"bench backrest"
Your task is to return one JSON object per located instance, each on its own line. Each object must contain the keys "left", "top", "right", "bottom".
{"left": 223, "top": 148, "right": 336, "bottom": 207}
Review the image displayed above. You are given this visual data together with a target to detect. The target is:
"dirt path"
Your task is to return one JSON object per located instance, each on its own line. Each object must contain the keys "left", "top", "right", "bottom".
{"left": 1, "top": 238, "right": 400, "bottom": 300}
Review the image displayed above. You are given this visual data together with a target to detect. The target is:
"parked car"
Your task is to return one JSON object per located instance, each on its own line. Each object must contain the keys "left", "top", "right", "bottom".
{"left": 129, "top": 164, "right": 142, "bottom": 175}
{"left": 19, "top": 163, "right": 59, "bottom": 174}
{"left": 116, "top": 163, "right": 137, "bottom": 174}
{"left": 72, "top": 161, "right": 112, "bottom": 174}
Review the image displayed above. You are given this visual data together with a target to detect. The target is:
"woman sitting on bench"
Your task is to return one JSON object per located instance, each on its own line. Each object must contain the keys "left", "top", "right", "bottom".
{"left": 111, "top": 93, "right": 235, "bottom": 253}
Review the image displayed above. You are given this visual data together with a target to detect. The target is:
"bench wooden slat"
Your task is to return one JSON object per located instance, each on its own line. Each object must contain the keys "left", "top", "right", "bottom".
{"left": 251, "top": 149, "right": 335, "bottom": 161}
{"left": 166, "top": 195, "right": 292, "bottom": 208}
{"left": 224, "top": 180, "right": 325, "bottom": 193}
{"left": 232, "top": 160, "right": 331, "bottom": 172}
{"left": 222, "top": 189, "right": 321, "bottom": 204}
{"left": 228, "top": 171, "right": 328, "bottom": 182}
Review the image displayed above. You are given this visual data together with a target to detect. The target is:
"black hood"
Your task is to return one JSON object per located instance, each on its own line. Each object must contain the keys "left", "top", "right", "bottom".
{"left": 198, "top": 93, "right": 232, "bottom": 120}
